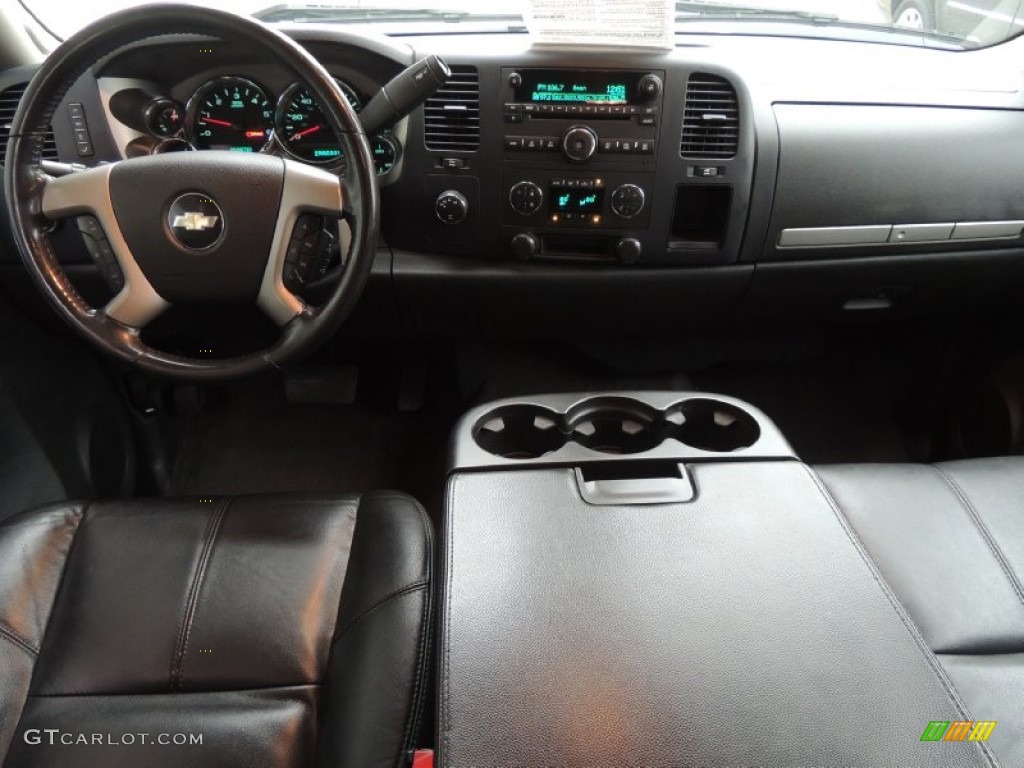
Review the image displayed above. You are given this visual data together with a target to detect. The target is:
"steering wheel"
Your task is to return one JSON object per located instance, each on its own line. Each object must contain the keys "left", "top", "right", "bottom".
{"left": 3, "top": 4, "right": 378, "bottom": 380}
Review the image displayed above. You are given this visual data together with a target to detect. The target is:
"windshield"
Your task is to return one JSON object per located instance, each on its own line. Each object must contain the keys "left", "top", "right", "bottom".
{"left": 18, "top": 0, "right": 1024, "bottom": 48}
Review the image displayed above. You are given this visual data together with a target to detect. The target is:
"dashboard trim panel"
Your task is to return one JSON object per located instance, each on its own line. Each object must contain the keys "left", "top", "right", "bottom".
{"left": 779, "top": 221, "right": 1024, "bottom": 249}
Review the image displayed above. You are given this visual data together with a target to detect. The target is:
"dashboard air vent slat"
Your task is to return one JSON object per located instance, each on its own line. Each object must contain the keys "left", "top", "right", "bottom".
{"left": 680, "top": 74, "right": 739, "bottom": 160}
{"left": 424, "top": 66, "right": 479, "bottom": 152}
{"left": 0, "top": 83, "right": 58, "bottom": 162}
{"left": 0, "top": 83, "right": 58, "bottom": 164}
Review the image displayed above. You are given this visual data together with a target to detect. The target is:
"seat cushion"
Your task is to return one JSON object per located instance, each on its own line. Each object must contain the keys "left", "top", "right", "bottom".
{"left": 0, "top": 492, "right": 433, "bottom": 768}
{"left": 818, "top": 458, "right": 1024, "bottom": 767}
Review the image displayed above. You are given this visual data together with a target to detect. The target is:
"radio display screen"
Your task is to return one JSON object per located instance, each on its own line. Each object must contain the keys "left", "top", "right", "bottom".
{"left": 551, "top": 187, "right": 605, "bottom": 212}
{"left": 515, "top": 70, "right": 641, "bottom": 105}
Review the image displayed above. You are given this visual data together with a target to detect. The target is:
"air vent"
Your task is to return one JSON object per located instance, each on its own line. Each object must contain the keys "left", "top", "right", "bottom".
{"left": 0, "top": 83, "right": 59, "bottom": 164}
{"left": 680, "top": 74, "right": 739, "bottom": 159}
{"left": 424, "top": 66, "right": 479, "bottom": 152}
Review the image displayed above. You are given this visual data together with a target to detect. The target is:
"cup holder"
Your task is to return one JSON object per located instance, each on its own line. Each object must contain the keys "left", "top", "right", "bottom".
{"left": 472, "top": 405, "right": 566, "bottom": 459}
{"left": 470, "top": 396, "right": 766, "bottom": 461}
{"left": 567, "top": 397, "right": 661, "bottom": 455}
{"left": 668, "top": 398, "right": 760, "bottom": 452}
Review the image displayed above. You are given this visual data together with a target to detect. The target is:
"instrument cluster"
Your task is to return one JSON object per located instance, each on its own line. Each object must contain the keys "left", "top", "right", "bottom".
{"left": 144, "top": 74, "right": 398, "bottom": 175}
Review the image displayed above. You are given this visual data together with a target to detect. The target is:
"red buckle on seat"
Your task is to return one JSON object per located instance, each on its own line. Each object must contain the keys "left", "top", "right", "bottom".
{"left": 412, "top": 749, "right": 434, "bottom": 768}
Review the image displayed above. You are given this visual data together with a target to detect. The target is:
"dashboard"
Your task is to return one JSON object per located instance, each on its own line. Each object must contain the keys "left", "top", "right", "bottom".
{"left": 3, "top": 26, "right": 1024, "bottom": 338}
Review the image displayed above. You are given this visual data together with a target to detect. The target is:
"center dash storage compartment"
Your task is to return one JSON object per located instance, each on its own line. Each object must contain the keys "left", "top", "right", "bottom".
{"left": 440, "top": 391, "right": 987, "bottom": 768}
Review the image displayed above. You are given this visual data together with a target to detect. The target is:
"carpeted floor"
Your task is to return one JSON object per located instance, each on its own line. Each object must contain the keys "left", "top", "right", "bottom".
{"left": 167, "top": 379, "right": 454, "bottom": 517}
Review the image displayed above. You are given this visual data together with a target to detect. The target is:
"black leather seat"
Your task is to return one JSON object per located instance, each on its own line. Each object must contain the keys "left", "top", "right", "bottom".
{"left": 818, "top": 457, "right": 1023, "bottom": 766}
{"left": 0, "top": 492, "right": 433, "bottom": 768}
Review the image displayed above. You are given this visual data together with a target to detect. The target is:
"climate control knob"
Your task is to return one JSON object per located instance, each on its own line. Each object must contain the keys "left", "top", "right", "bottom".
{"left": 611, "top": 184, "right": 646, "bottom": 219}
{"left": 616, "top": 237, "right": 642, "bottom": 264}
{"left": 435, "top": 189, "right": 468, "bottom": 224}
{"left": 509, "top": 181, "right": 544, "bottom": 216}
{"left": 562, "top": 125, "right": 598, "bottom": 163}
{"left": 510, "top": 232, "right": 539, "bottom": 261}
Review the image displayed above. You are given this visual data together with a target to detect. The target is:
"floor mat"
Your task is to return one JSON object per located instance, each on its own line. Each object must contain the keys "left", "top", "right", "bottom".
{"left": 167, "top": 380, "right": 453, "bottom": 517}
{"left": 0, "top": 296, "right": 135, "bottom": 522}
{"left": 692, "top": 341, "right": 930, "bottom": 464}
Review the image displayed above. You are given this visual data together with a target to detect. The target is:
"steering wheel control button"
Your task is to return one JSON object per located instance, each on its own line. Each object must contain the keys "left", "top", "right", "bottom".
{"left": 285, "top": 214, "right": 326, "bottom": 290}
{"left": 562, "top": 125, "right": 598, "bottom": 163}
{"left": 167, "top": 193, "right": 225, "bottom": 250}
{"left": 611, "top": 184, "right": 646, "bottom": 219}
{"left": 76, "top": 215, "right": 124, "bottom": 292}
{"left": 509, "top": 181, "right": 543, "bottom": 216}
{"left": 435, "top": 190, "right": 468, "bottom": 224}
{"left": 67, "top": 103, "right": 95, "bottom": 156}
{"left": 292, "top": 213, "right": 320, "bottom": 241}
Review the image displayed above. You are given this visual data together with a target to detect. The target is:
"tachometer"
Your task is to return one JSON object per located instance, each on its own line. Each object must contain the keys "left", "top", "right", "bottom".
{"left": 276, "top": 81, "right": 362, "bottom": 163}
{"left": 187, "top": 76, "right": 274, "bottom": 152}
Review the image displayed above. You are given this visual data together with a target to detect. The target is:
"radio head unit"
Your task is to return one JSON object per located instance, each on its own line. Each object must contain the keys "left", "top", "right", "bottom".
{"left": 502, "top": 68, "right": 664, "bottom": 165}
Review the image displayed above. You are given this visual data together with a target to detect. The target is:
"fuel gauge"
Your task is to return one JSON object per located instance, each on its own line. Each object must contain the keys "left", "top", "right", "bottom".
{"left": 372, "top": 135, "right": 399, "bottom": 175}
{"left": 145, "top": 99, "right": 183, "bottom": 138}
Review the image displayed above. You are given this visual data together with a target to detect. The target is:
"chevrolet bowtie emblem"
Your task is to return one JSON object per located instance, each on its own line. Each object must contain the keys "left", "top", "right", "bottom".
{"left": 172, "top": 212, "right": 219, "bottom": 231}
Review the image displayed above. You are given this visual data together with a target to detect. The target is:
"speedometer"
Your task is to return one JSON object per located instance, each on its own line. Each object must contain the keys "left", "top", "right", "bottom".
{"left": 187, "top": 76, "right": 274, "bottom": 152}
{"left": 276, "top": 81, "right": 362, "bottom": 164}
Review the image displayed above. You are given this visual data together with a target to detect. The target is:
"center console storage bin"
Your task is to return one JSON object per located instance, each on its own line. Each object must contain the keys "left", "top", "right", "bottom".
{"left": 439, "top": 393, "right": 989, "bottom": 768}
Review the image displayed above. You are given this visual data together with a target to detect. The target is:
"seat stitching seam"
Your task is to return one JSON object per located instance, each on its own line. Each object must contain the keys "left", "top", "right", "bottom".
{"left": 18, "top": 502, "right": 87, "bottom": 699}
{"left": 0, "top": 621, "right": 38, "bottom": 656}
{"left": 26, "top": 682, "right": 324, "bottom": 698}
{"left": 311, "top": 491, "right": 362, "bottom": 758}
{"left": 401, "top": 497, "right": 435, "bottom": 754}
{"left": 170, "top": 497, "right": 230, "bottom": 691}
{"left": 332, "top": 580, "right": 429, "bottom": 642}
{"left": 805, "top": 465, "right": 999, "bottom": 768}
{"left": 932, "top": 464, "right": 1024, "bottom": 605}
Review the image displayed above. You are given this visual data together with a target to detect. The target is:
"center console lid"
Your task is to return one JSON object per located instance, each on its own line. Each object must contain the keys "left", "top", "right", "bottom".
{"left": 439, "top": 393, "right": 990, "bottom": 768}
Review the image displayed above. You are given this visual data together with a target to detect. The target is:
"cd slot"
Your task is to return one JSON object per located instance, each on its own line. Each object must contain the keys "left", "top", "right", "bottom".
{"left": 528, "top": 112, "right": 634, "bottom": 121}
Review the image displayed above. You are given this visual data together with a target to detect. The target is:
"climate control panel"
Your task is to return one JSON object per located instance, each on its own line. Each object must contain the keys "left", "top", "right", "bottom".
{"left": 500, "top": 168, "right": 655, "bottom": 260}
{"left": 504, "top": 171, "right": 651, "bottom": 230}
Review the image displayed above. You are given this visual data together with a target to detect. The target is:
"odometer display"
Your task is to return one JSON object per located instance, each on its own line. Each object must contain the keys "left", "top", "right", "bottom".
{"left": 276, "top": 81, "right": 361, "bottom": 164}
{"left": 188, "top": 77, "right": 273, "bottom": 152}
